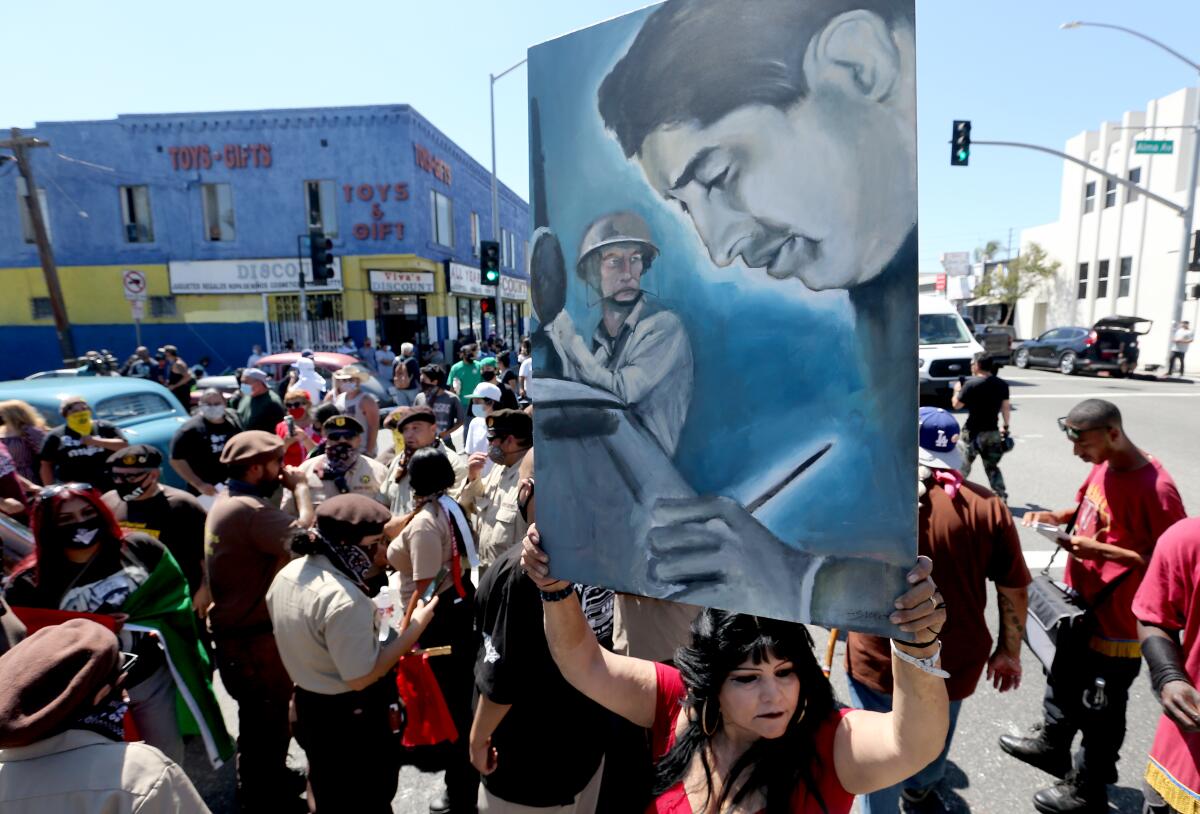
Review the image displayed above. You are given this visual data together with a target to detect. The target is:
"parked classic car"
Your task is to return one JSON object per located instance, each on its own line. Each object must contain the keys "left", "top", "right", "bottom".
{"left": 1013, "top": 316, "right": 1151, "bottom": 376}
{"left": 191, "top": 351, "right": 394, "bottom": 410}
{"left": 0, "top": 377, "right": 190, "bottom": 487}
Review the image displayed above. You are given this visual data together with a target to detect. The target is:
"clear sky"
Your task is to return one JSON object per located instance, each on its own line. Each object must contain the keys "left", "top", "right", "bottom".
{"left": 6, "top": 0, "right": 1200, "bottom": 277}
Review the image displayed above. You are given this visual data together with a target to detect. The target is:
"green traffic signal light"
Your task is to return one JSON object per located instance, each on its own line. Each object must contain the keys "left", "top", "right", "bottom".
{"left": 956, "top": 148, "right": 969, "bottom": 163}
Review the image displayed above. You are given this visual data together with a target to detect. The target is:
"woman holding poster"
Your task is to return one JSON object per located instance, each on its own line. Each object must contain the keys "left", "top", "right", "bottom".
{"left": 523, "top": 528, "right": 948, "bottom": 814}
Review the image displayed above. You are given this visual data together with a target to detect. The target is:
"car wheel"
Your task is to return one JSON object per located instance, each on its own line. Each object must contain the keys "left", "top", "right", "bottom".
{"left": 1014, "top": 348, "right": 1030, "bottom": 369}
{"left": 1059, "top": 351, "right": 1078, "bottom": 376}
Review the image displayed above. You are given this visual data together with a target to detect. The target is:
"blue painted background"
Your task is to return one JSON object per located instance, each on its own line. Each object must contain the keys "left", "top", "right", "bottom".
{"left": 530, "top": 7, "right": 913, "bottom": 559}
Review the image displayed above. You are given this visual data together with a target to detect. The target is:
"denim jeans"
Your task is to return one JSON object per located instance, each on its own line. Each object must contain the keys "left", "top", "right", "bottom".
{"left": 846, "top": 676, "right": 963, "bottom": 814}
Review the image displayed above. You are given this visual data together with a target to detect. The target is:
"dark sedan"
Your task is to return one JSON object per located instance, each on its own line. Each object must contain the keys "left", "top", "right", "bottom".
{"left": 1013, "top": 316, "right": 1151, "bottom": 376}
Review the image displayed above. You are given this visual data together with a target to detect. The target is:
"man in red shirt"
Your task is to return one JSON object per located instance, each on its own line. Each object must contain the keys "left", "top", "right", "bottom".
{"left": 847, "top": 407, "right": 1030, "bottom": 813}
{"left": 1002, "top": 399, "right": 1186, "bottom": 814}
{"left": 1133, "top": 517, "right": 1200, "bottom": 814}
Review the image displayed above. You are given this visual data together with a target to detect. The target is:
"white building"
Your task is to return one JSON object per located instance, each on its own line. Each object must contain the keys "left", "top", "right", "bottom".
{"left": 1015, "top": 87, "right": 1200, "bottom": 372}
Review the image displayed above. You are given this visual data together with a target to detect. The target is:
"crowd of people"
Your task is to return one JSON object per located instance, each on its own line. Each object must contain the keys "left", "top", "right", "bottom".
{"left": 0, "top": 344, "right": 1197, "bottom": 814}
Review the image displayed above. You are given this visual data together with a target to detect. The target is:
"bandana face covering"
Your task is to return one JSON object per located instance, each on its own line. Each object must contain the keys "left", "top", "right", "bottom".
{"left": 73, "top": 686, "right": 128, "bottom": 742}
{"left": 323, "top": 442, "right": 359, "bottom": 476}
{"left": 487, "top": 444, "right": 506, "bottom": 465}
{"left": 57, "top": 518, "right": 106, "bottom": 549}
{"left": 66, "top": 411, "right": 94, "bottom": 436}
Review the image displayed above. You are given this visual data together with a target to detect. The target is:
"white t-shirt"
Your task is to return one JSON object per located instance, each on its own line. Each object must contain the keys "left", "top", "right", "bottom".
{"left": 1173, "top": 328, "right": 1195, "bottom": 352}
{"left": 465, "top": 415, "right": 494, "bottom": 478}
{"left": 519, "top": 357, "right": 533, "bottom": 388}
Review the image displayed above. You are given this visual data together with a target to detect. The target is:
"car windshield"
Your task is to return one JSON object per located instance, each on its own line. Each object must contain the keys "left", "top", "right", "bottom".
{"left": 94, "top": 393, "right": 176, "bottom": 423}
{"left": 919, "top": 314, "right": 972, "bottom": 345}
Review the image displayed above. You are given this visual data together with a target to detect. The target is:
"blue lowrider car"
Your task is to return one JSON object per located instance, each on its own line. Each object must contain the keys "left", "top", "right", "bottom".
{"left": 0, "top": 376, "right": 190, "bottom": 489}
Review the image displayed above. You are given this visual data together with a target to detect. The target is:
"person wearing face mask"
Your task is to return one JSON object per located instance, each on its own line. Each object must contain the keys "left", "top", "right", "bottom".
{"left": 37, "top": 396, "right": 128, "bottom": 492}
{"left": 171, "top": 388, "right": 244, "bottom": 503}
{"left": 293, "top": 357, "right": 326, "bottom": 405}
{"left": 463, "top": 382, "right": 502, "bottom": 480}
{"left": 235, "top": 368, "right": 285, "bottom": 434}
{"left": 385, "top": 447, "right": 482, "bottom": 814}
{"left": 415, "top": 365, "right": 466, "bottom": 448}
{"left": 0, "top": 619, "right": 211, "bottom": 814}
{"left": 388, "top": 352, "right": 420, "bottom": 410}
{"left": 101, "top": 445, "right": 209, "bottom": 611}
{"left": 6, "top": 483, "right": 233, "bottom": 770}
{"left": 329, "top": 365, "right": 380, "bottom": 456}
{"left": 275, "top": 390, "right": 319, "bottom": 468}
{"left": 449, "top": 343, "right": 483, "bottom": 412}
{"left": 284, "top": 415, "right": 388, "bottom": 514}
{"left": 204, "top": 431, "right": 314, "bottom": 813}
{"left": 383, "top": 407, "right": 469, "bottom": 516}
{"left": 268, "top": 494, "right": 439, "bottom": 812}
{"left": 458, "top": 409, "right": 532, "bottom": 573}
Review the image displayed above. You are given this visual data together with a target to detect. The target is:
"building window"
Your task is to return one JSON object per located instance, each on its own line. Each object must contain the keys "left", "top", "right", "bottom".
{"left": 1096, "top": 260, "right": 1109, "bottom": 299}
{"left": 1083, "top": 181, "right": 1096, "bottom": 214}
{"left": 1103, "top": 179, "right": 1116, "bottom": 209}
{"left": 304, "top": 180, "right": 337, "bottom": 236}
{"left": 501, "top": 229, "right": 517, "bottom": 269}
{"left": 431, "top": 190, "right": 453, "bottom": 248}
{"left": 509, "top": 231, "right": 519, "bottom": 270}
{"left": 1077, "top": 262, "right": 1089, "bottom": 299}
{"left": 16, "top": 179, "right": 50, "bottom": 244}
{"left": 120, "top": 185, "right": 154, "bottom": 243}
{"left": 500, "top": 228, "right": 509, "bottom": 267}
{"left": 149, "top": 295, "right": 177, "bottom": 317}
{"left": 30, "top": 297, "right": 53, "bottom": 320}
{"left": 1118, "top": 256, "right": 1132, "bottom": 297}
{"left": 470, "top": 212, "right": 480, "bottom": 256}
{"left": 201, "top": 183, "right": 236, "bottom": 242}
{"left": 1127, "top": 168, "right": 1141, "bottom": 203}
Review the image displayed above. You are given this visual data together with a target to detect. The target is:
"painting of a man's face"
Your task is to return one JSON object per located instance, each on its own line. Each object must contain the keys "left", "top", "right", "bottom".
{"left": 637, "top": 89, "right": 913, "bottom": 292}
{"left": 597, "top": 244, "right": 645, "bottom": 302}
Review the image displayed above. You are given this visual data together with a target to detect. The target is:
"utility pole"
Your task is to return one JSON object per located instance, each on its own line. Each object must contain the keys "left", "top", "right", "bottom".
{"left": 489, "top": 57, "right": 527, "bottom": 348}
{"left": 1, "top": 128, "right": 75, "bottom": 364}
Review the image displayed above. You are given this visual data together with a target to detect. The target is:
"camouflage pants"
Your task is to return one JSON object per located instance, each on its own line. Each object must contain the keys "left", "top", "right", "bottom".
{"left": 959, "top": 429, "right": 1007, "bottom": 499}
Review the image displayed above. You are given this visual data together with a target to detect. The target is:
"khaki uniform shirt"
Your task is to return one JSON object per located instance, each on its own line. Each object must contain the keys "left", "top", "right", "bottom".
{"left": 458, "top": 453, "right": 528, "bottom": 569}
{"left": 387, "top": 504, "right": 462, "bottom": 608}
{"left": 383, "top": 442, "right": 468, "bottom": 516}
{"left": 612, "top": 594, "right": 701, "bottom": 662}
{"left": 205, "top": 491, "right": 299, "bottom": 636}
{"left": 282, "top": 454, "right": 389, "bottom": 513}
{"left": 267, "top": 554, "right": 392, "bottom": 695}
{"left": 0, "top": 729, "right": 210, "bottom": 814}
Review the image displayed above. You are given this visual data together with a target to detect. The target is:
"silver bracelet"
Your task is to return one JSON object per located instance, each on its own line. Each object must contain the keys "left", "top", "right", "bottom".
{"left": 891, "top": 639, "right": 950, "bottom": 679}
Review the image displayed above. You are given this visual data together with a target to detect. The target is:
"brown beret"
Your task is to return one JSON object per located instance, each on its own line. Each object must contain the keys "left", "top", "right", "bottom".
{"left": 106, "top": 444, "right": 163, "bottom": 470}
{"left": 395, "top": 406, "right": 437, "bottom": 430}
{"left": 315, "top": 493, "right": 393, "bottom": 542}
{"left": 486, "top": 409, "right": 533, "bottom": 443}
{"left": 322, "top": 414, "right": 364, "bottom": 435}
{"left": 220, "top": 430, "right": 284, "bottom": 465}
{"left": 0, "top": 619, "right": 120, "bottom": 748}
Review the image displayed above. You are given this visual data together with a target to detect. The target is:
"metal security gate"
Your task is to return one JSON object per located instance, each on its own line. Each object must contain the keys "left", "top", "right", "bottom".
{"left": 265, "top": 293, "right": 345, "bottom": 352}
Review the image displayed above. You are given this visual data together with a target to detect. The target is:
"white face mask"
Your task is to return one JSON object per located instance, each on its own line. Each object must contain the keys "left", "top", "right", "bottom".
{"left": 471, "top": 404, "right": 486, "bottom": 418}
{"left": 200, "top": 405, "right": 225, "bottom": 422}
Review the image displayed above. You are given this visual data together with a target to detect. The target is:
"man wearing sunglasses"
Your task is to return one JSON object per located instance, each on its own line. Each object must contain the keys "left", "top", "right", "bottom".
{"left": 1002, "top": 399, "right": 1185, "bottom": 814}
{"left": 101, "top": 445, "right": 209, "bottom": 613}
{"left": 283, "top": 415, "right": 388, "bottom": 513}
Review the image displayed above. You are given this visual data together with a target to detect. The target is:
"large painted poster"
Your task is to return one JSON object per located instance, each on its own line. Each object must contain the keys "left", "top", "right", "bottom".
{"left": 528, "top": 0, "right": 917, "bottom": 635}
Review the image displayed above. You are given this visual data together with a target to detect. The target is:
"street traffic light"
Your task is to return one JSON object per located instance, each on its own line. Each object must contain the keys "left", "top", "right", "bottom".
{"left": 951, "top": 120, "right": 971, "bottom": 166}
{"left": 480, "top": 297, "right": 493, "bottom": 315}
{"left": 309, "top": 230, "right": 335, "bottom": 282}
{"left": 480, "top": 240, "right": 500, "bottom": 286}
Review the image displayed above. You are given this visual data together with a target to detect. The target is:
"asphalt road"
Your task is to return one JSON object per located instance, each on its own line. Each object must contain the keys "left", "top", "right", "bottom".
{"left": 187, "top": 366, "right": 1199, "bottom": 813}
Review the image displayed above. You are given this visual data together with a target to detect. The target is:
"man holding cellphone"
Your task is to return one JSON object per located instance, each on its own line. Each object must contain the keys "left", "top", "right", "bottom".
{"left": 1002, "top": 399, "right": 1185, "bottom": 814}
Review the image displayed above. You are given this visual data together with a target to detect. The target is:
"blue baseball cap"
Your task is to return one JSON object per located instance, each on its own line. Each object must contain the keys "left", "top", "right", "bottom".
{"left": 918, "top": 407, "right": 963, "bottom": 471}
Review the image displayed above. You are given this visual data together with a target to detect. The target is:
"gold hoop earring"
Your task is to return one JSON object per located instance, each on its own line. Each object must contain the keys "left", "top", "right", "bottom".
{"left": 795, "top": 695, "right": 809, "bottom": 725}
{"left": 701, "top": 698, "right": 718, "bottom": 738}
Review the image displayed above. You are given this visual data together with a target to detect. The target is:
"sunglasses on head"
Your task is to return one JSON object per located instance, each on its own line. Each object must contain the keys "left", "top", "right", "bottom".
{"left": 1057, "top": 417, "right": 1109, "bottom": 441}
{"left": 37, "top": 482, "right": 94, "bottom": 501}
{"left": 285, "top": 401, "right": 309, "bottom": 409}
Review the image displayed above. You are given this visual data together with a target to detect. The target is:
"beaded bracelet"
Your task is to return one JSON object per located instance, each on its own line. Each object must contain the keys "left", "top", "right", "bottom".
{"left": 539, "top": 584, "right": 576, "bottom": 603}
{"left": 891, "top": 639, "right": 950, "bottom": 679}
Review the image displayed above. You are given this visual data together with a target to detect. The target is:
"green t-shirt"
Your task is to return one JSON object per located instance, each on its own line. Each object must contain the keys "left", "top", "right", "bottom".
{"left": 447, "top": 360, "right": 482, "bottom": 407}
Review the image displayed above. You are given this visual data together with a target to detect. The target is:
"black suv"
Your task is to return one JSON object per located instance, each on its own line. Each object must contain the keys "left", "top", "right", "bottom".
{"left": 1013, "top": 316, "right": 1151, "bottom": 376}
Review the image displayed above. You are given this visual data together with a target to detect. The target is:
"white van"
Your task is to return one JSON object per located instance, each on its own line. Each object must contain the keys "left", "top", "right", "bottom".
{"left": 918, "top": 295, "right": 984, "bottom": 401}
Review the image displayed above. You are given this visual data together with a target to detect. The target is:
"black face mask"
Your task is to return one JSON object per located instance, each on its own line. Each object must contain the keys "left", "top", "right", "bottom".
{"left": 56, "top": 518, "right": 106, "bottom": 549}
{"left": 113, "top": 472, "right": 154, "bottom": 502}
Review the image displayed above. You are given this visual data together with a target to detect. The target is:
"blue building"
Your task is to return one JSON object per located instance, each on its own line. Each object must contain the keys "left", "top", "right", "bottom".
{"left": 0, "top": 104, "right": 530, "bottom": 378}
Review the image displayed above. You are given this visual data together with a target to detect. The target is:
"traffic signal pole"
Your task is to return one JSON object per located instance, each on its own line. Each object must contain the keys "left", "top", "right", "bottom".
{"left": 296, "top": 234, "right": 311, "bottom": 351}
{"left": 2, "top": 128, "right": 76, "bottom": 364}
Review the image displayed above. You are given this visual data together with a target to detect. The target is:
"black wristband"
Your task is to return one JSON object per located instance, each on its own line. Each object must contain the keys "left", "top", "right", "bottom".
{"left": 539, "top": 584, "right": 575, "bottom": 603}
{"left": 1143, "top": 634, "right": 1192, "bottom": 696}
{"left": 892, "top": 636, "right": 939, "bottom": 651}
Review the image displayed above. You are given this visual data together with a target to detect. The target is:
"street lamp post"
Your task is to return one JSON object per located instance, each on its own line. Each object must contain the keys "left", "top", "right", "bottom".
{"left": 1063, "top": 21, "right": 1200, "bottom": 369}
{"left": 489, "top": 57, "right": 527, "bottom": 348}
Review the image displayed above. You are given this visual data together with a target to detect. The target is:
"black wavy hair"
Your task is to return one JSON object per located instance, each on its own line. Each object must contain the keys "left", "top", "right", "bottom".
{"left": 408, "top": 447, "right": 456, "bottom": 498}
{"left": 653, "top": 609, "right": 835, "bottom": 813}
